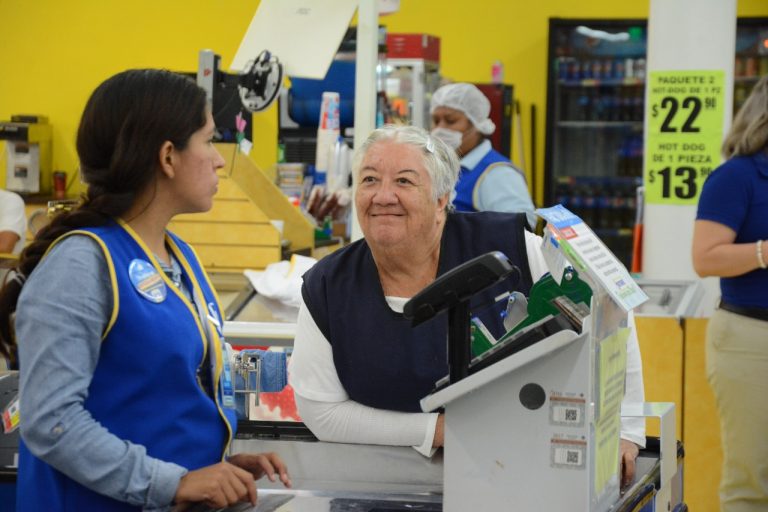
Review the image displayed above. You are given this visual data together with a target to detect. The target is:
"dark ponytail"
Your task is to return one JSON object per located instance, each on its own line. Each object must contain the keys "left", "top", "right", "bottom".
{"left": 0, "top": 69, "right": 207, "bottom": 360}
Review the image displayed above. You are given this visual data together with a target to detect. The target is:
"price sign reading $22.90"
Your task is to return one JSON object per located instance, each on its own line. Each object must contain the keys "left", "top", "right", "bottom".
{"left": 644, "top": 70, "right": 725, "bottom": 205}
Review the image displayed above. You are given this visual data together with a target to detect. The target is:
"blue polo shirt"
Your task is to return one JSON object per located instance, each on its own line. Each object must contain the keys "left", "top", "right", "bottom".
{"left": 696, "top": 151, "right": 768, "bottom": 308}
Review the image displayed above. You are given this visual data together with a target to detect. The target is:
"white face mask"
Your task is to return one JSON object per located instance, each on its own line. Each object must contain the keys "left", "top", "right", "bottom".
{"left": 430, "top": 127, "right": 463, "bottom": 150}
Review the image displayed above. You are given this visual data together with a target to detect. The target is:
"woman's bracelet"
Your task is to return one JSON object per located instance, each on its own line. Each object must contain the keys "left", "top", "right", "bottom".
{"left": 757, "top": 239, "right": 767, "bottom": 270}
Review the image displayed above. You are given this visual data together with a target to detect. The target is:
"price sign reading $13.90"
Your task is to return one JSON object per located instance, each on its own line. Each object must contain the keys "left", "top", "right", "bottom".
{"left": 644, "top": 70, "right": 725, "bottom": 205}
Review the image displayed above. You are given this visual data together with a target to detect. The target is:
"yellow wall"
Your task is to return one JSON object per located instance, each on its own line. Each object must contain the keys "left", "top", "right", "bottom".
{"left": 1, "top": 0, "right": 766, "bottom": 202}
{"left": 0, "top": 0, "right": 272, "bottom": 192}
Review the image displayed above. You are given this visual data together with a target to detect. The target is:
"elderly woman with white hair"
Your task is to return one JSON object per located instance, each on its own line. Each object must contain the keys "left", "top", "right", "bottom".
{"left": 289, "top": 124, "right": 646, "bottom": 487}
{"left": 430, "top": 82, "right": 536, "bottom": 228}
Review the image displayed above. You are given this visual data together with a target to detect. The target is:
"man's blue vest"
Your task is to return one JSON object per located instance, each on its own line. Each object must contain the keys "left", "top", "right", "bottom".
{"left": 454, "top": 147, "right": 526, "bottom": 212}
{"left": 301, "top": 212, "right": 532, "bottom": 412}
{"left": 17, "top": 221, "right": 236, "bottom": 511}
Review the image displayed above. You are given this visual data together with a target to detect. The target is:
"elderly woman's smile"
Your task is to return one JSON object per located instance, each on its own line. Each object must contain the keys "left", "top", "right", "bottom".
{"left": 355, "top": 140, "right": 448, "bottom": 249}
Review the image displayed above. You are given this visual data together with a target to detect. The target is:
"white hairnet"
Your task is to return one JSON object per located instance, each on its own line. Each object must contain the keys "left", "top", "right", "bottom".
{"left": 430, "top": 83, "right": 496, "bottom": 135}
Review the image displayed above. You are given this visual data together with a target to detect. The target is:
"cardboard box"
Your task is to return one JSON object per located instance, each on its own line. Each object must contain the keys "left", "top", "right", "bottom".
{"left": 386, "top": 33, "right": 440, "bottom": 62}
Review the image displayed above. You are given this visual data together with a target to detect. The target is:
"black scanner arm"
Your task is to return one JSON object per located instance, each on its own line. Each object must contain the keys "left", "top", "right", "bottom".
{"left": 403, "top": 251, "right": 520, "bottom": 384}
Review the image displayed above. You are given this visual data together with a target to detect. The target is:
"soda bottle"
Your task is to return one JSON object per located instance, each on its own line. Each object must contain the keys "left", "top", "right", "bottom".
{"left": 582, "top": 60, "right": 592, "bottom": 80}
{"left": 635, "top": 59, "right": 646, "bottom": 80}
{"left": 617, "top": 138, "right": 629, "bottom": 177}
{"left": 625, "top": 58, "right": 635, "bottom": 79}
{"left": 605, "top": 93, "right": 617, "bottom": 122}
{"left": 745, "top": 57, "right": 757, "bottom": 78}
{"left": 555, "top": 182, "right": 570, "bottom": 210}
{"left": 570, "top": 187, "right": 584, "bottom": 220}
{"left": 603, "top": 59, "right": 613, "bottom": 81}
{"left": 734, "top": 56, "right": 745, "bottom": 77}
{"left": 592, "top": 60, "right": 603, "bottom": 80}
{"left": 614, "top": 59, "right": 625, "bottom": 80}
{"left": 577, "top": 89, "right": 590, "bottom": 121}
{"left": 582, "top": 185, "right": 596, "bottom": 226}
{"left": 592, "top": 185, "right": 605, "bottom": 229}
{"left": 630, "top": 137, "right": 644, "bottom": 177}
{"left": 588, "top": 89, "right": 600, "bottom": 121}
{"left": 570, "top": 60, "right": 582, "bottom": 81}
{"left": 632, "top": 87, "right": 644, "bottom": 122}
{"left": 600, "top": 183, "right": 615, "bottom": 231}
{"left": 620, "top": 89, "right": 632, "bottom": 122}
{"left": 625, "top": 184, "right": 637, "bottom": 228}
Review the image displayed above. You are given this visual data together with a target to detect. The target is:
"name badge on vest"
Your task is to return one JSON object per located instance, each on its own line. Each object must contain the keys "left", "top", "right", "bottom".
{"left": 220, "top": 342, "right": 236, "bottom": 409}
{"left": 206, "top": 302, "right": 234, "bottom": 407}
{"left": 207, "top": 302, "right": 223, "bottom": 337}
{"left": 128, "top": 259, "right": 167, "bottom": 303}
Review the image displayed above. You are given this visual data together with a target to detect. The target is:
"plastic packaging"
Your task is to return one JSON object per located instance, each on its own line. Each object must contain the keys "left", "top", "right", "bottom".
{"left": 326, "top": 136, "right": 352, "bottom": 194}
{"left": 315, "top": 91, "right": 341, "bottom": 174}
{"left": 491, "top": 60, "right": 504, "bottom": 83}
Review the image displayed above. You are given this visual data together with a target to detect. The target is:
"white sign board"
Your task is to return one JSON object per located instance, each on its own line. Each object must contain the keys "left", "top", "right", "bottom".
{"left": 231, "top": 0, "right": 359, "bottom": 79}
{"left": 537, "top": 205, "right": 649, "bottom": 312}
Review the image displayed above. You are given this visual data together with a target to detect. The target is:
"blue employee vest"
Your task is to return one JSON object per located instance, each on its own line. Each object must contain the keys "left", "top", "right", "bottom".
{"left": 301, "top": 212, "right": 532, "bottom": 412}
{"left": 16, "top": 220, "right": 237, "bottom": 512}
{"left": 454, "top": 147, "right": 526, "bottom": 212}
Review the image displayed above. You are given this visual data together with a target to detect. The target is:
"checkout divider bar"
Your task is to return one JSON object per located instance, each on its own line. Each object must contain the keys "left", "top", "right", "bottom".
{"left": 223, "top": 321, "right": 297, "bottom": 347}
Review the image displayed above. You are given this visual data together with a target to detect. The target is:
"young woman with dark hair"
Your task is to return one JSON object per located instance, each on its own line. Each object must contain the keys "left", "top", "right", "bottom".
{"left": 0, "top": 69, "right": 290, "bottom": 512}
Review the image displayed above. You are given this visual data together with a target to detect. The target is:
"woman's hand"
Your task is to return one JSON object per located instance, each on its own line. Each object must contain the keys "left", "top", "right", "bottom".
{"left": 432, "top": 413, "right": 445, "bottom": 448}
{"left": 173, "top": 461, "right": 257, "bottom": 510}
{"left": 619, "top": 439, "right": 640, "bottom": 490}
{"left": 228, "top": 452, "right": 292, "bottom": 488}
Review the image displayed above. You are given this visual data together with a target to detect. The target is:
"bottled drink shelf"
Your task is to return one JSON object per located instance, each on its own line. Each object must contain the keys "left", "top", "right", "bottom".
{"left": 557, "top": 121, "right": 643, "bottom": 128}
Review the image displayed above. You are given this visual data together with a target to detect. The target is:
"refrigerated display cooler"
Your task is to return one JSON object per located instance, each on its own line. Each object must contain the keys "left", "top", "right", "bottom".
{"left": 472, "top": 83, "right": 515, "bottom": 158}
{"left": 383, "top": 33, "right": 442, "bottom": 130}
{"left": 384, "top": 56, "right": 441, "bottom": 129}
{"left": 544, "top": 17, "right": 768, "bottom": 268}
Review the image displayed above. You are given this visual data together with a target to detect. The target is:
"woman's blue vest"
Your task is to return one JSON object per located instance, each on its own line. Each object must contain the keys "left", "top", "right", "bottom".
{"left": 16, "top": 221, "right": 236, "bottom": 511}
{"left": 301, "top": 212, "right": 532, "bottom": 412}
{"left": 454, "top": 147, "right": 526, "bottom": 212}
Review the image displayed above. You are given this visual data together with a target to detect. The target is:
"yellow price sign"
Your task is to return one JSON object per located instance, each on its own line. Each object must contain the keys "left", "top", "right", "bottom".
{"left": 644, "top": 70, "right": 725, "bottom": 205}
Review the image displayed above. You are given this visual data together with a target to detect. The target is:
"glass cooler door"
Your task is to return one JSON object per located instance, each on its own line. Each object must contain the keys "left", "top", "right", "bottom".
{"left": 544, "top": 17, "right": 768, "bottom": 270}
{"left": 545, "top": 19, "right": 648, "bottom": 269}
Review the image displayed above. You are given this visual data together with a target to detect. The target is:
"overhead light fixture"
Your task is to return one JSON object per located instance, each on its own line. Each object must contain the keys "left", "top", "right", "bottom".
{"left": 575, "top": 25, "right": 630, "bottom": 42}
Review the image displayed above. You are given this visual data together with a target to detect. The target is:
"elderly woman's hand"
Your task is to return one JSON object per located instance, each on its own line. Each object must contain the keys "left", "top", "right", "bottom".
{"left": 432, "top": 414, "right": 445, "bottom": 448}
{"left": 619, "top": 439, "right": 640, "bottom": 489}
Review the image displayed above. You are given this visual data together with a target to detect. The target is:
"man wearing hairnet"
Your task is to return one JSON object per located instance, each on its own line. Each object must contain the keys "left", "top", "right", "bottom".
{"left": 431, "top": 83, "right": 536, "bottom": 228}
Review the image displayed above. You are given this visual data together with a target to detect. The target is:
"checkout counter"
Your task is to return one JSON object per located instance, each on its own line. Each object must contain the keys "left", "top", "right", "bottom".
{"left": 1, "top": 241, "right": 690, "bottom": 511}
{"left": 0, "top": 277, "right": 684, "bottom": 512}
{"left": 178, "top": 437, "right": 675, "bottom": 512}
{"left": 208, "top": 248, "right": 685, "bottom": 511}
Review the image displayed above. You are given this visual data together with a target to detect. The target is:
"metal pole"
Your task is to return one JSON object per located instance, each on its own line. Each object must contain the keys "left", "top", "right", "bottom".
{"left": 350, "top": 0, "right": 378, "bottom": 241}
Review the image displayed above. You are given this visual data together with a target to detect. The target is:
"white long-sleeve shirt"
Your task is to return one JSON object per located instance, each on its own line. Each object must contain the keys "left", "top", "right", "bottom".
{"left": 0, "top": 189, "right": 26, "bottom": 254}
{"left": 289, "top": 230, "right": 646, "bottom": 456}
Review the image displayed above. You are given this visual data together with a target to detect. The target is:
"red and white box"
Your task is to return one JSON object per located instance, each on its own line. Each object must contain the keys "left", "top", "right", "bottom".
{"left": 386, "top": 33, "right": 440, "bottom": 62}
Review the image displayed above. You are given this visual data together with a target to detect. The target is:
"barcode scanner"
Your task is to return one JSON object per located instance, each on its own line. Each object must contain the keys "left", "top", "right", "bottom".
{"left": 404, "top": 251, "right": 520, "bottom": 384}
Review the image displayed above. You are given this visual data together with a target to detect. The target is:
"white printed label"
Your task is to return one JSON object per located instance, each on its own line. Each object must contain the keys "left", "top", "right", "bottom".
{"left": 550, "top": 397, "right": 585, "bottom": 427}
{"left": 554, "top": 447, "right": 583, "bottom": 466}
{"left": 553, "top": 405, "right": 581, "bottom": 424}
{"left": 551, "top": 439, "right": 586, "bottom": 470}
